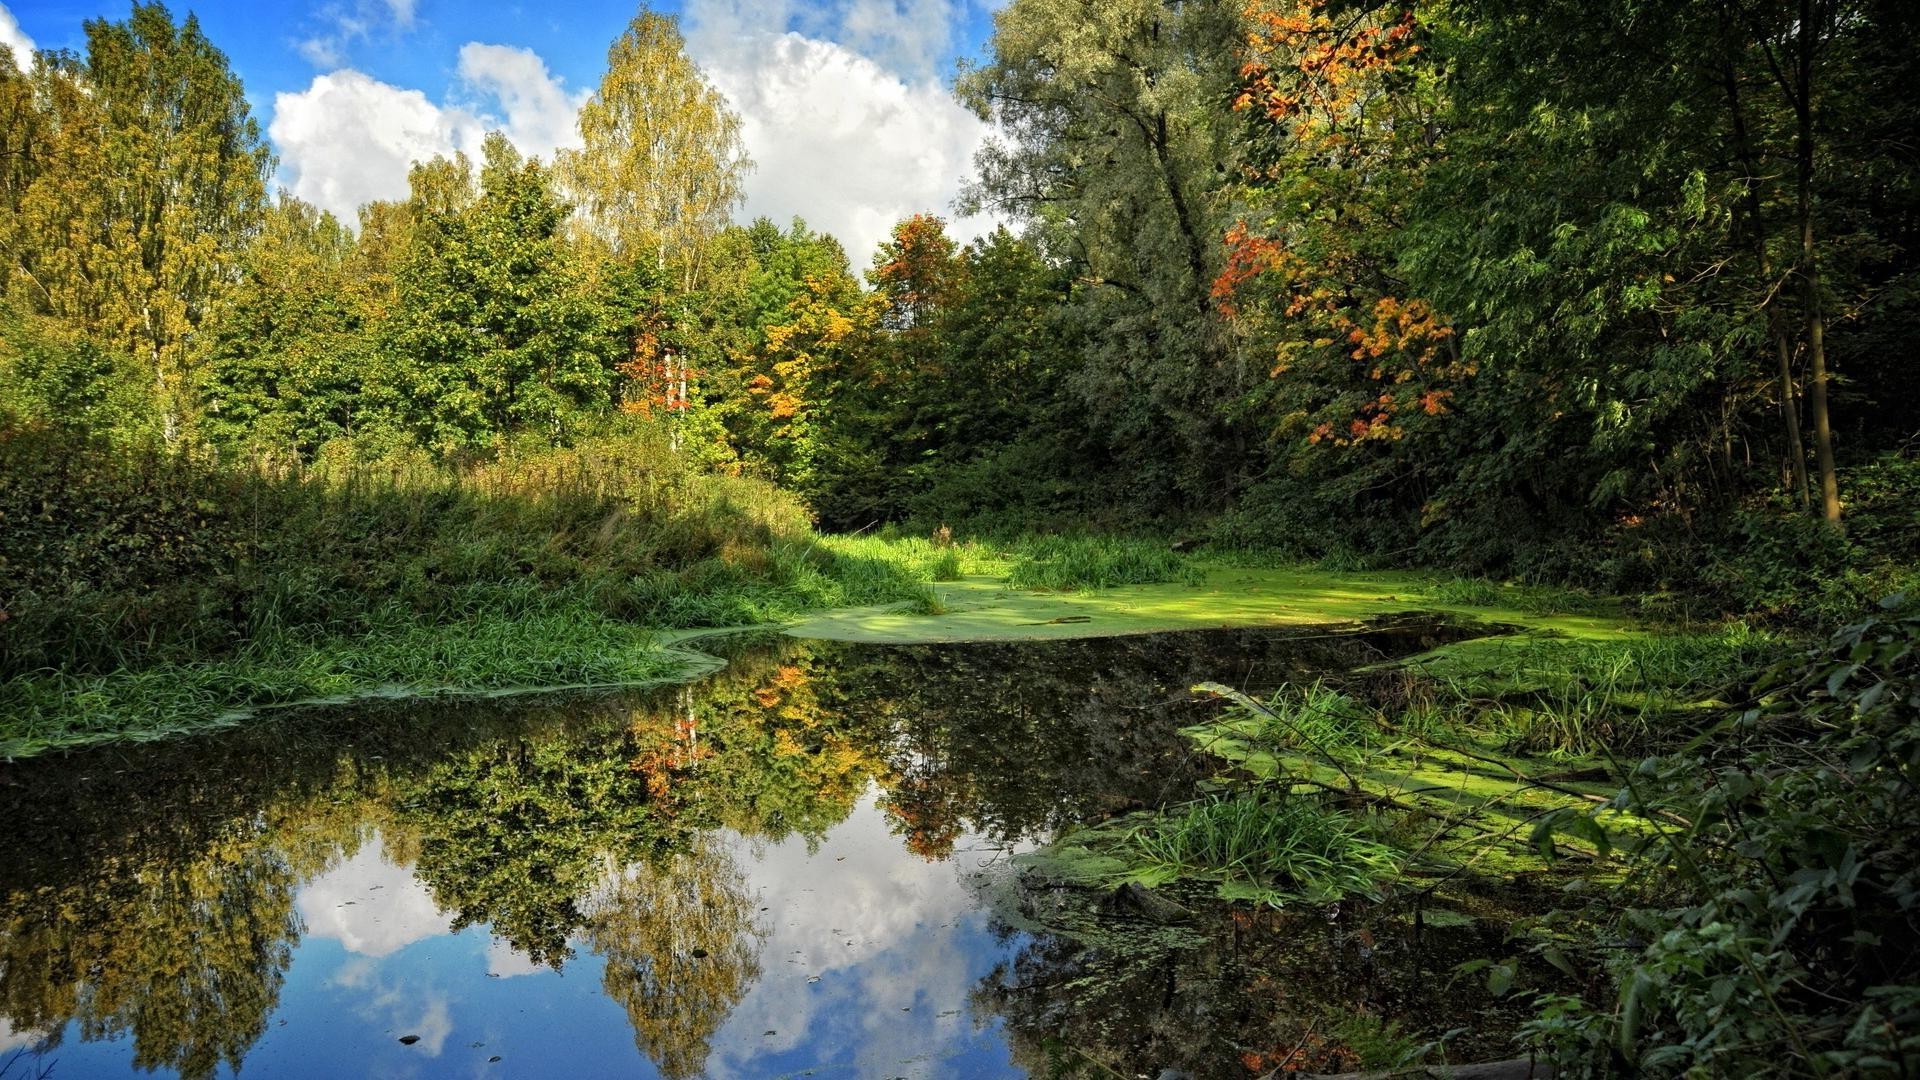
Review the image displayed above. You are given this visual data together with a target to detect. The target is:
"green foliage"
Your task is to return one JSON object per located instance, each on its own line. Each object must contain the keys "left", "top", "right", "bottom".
{"left": 1523, "top": 602, "right": 1920, "bottom": 1076}
{"left": 382, "top": 136, "right": 620, "bottom": 450}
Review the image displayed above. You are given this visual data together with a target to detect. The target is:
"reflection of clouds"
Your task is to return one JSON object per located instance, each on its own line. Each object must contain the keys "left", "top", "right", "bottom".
{"left": 330, "top": 954, "right": 379, "bottom": 989}
{"left": 485, "top": 937, "right": 544, "bottom": 979}
{"left": 705, "top": 786, "right": 1013, "bottom": 1078}
{"left": 296, "top": 835, "right": 452, "bottom": 958}
{"left": 0, "top": 1015, "right": 48, "bottom": 1053}
{"left": 346, "top": 977, "right": 456, "bottom": 1059}
{"left": 295, "top": 832, "right": 461, "bottom": 1060}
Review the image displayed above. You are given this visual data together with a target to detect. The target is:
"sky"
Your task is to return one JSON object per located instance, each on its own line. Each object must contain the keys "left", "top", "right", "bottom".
{"left": 1, "top": 0, "right": 1007, "bottom": 262}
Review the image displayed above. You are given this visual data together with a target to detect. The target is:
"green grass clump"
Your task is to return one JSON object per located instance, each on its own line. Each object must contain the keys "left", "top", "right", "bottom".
{"left": 1119, "top": 792, "right": 1402, "bottom": 905}
{"left": 1004, "top": 534, "right": 1203, "bottom": 591}
{"left": 1428, "top": 577, "right": 1608, "bottom": 616}
{"left": 1247, "top": 681, "right": 1382, "bottom": 753}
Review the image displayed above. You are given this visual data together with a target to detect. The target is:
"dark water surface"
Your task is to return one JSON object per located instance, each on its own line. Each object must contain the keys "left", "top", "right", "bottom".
{"left": 0, "top": 623, "right": 1529, "bottom": 1079}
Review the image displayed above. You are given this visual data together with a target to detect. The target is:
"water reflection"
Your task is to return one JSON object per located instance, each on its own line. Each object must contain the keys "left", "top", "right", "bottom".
{"left": 0, "top": 621, "right": 1486, "bottom": 1078}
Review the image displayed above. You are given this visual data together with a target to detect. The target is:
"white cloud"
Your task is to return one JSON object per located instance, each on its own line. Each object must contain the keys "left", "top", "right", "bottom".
{"left": 0, "top": 3, "right": 34, "bottom": 72}
{"left": 685, "top": 2, "right": 1000, "bottom": 265}
{"left": 270, "top": 49, "right": 585, "bottom": 223}
{"left": 271, "top": 70, "right": 486, "bottom": 220}
{"left": 296, "top": 840, "right": 455, "bottom": 958}
{"left": 454, "top": 43, "right": 588, "bottom": 159}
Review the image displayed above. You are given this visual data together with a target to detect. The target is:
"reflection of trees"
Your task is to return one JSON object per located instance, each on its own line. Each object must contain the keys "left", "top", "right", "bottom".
{"left": 395, "top": 733, "right": 677, "bottom": 965}
{"left": 391, "top": 641, "right": 883, "bottom": 964}
{"left": 833, "top": 628, "right": 1433, "bottom": 859}
{"left": 973, "top": 886, "right": 1537, "bottom": 1079}
{"left": 583, "top": 839, "right": 765, "bottom": 1079}
{"left": 0, "top": 830, "right": 301, "bottom": 1080}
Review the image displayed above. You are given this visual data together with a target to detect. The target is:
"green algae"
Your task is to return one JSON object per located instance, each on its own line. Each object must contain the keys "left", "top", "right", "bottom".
{"left": 783, "top": 564, "right": 1641, "bottom": 653}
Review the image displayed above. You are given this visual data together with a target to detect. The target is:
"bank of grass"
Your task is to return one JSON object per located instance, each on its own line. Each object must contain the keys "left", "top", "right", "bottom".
{"left": 0, "top": 608, "right": 687, "bottom": 757}
{"left": 0, "top": 422, "right": 949, "bottom": 757}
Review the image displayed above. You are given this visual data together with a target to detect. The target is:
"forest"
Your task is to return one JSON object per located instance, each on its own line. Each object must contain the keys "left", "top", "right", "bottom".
{"left": 1, "top": 0, "right": 1917, "bottom": 1076}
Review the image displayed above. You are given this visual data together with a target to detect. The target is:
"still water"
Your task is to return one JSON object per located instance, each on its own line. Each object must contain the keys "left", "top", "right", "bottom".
{"left": 0, "top": 625, "right": 1526, "bottom": 1078}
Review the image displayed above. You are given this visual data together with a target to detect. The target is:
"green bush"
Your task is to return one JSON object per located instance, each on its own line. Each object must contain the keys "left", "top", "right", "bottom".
{"left": 1523, "top": 599, "right": 1920, "bottom": 1076}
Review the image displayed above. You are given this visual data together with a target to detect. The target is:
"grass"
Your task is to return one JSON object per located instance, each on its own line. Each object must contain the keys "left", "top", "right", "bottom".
{"left": 0, "top": 605, "right": 694, "bottom": 758}
{"left": 1114, "top": 792, "right": 1403, "bottom": 905}
{"left": 1003, "top": 534, "right": 1203, "bottom": 591}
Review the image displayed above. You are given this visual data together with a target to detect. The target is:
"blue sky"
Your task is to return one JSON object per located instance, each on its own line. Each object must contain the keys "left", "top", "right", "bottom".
{"left": 0, "top": 0, "right": 1006, "bottom": 260}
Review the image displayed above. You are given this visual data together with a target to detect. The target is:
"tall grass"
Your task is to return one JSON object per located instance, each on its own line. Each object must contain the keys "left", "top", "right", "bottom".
{"left": 0, "top": 423, "right": 954, "bottom": 754}
{"left": 1120, "top": 792, "right": 1401, "bottom": 903}
{"left": 1004, "top": 534, "right": 1203, "bottom": 591}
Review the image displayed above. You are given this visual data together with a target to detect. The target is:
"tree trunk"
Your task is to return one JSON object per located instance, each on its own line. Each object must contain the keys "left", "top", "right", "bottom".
{"left": 1796, "top": 0, "right": 1842, "bottom": 526}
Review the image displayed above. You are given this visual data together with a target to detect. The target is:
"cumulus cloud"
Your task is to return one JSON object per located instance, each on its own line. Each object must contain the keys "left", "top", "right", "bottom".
{"left": 271, "top": 70, "right": 486, "bottom": 220}
{"left": 296, "top": 841, "right": 455, "bottom": 957}
{"left": 685, "top": 1, "right": 1000, "bottom": 265}
{"left": 0, "top": 3, "right": 34, "bottom": 72}
{"left": 271, "top": 46, "right": 585, "bottom": 223}
{"left": 454, "top": 43, "right": 588, "bottom": 158}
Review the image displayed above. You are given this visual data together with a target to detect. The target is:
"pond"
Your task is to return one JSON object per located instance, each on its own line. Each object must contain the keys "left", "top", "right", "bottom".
{"left": 0, "top": 622, "right": 1542, "bottom": 1079}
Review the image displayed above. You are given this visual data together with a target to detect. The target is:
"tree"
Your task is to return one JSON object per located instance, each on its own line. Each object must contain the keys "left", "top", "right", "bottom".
{"left": 197, "top": 195, "right": 372, "bottom": 455}
{"left": 1, "top": 3, "right": 271, "bottom": 440}
{"left": 559, "top": 12, "right": 750, "bottom": 291}
{"left": 382, "top": 135, "right": 617, "bottom": 450}
{"left": 958, "top": 0, "right": 1248, "bottom": 503}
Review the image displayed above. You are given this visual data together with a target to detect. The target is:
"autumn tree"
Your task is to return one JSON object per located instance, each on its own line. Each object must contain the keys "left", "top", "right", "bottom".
{"left": 0, "top": 3, "right": 271, "bottom": 440}
{"left": 559, "top": 12, "right": 749, "bottom": 289}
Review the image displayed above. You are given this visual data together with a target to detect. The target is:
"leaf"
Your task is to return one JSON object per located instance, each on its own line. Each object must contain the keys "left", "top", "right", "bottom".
{"left": 1486, "top": 961, "right": 1515, "bottom": 997}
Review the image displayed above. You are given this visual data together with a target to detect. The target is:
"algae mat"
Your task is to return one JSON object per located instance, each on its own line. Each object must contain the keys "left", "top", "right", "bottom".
{"left": 783, "top": 567, "right": 1636, "bottom": 648}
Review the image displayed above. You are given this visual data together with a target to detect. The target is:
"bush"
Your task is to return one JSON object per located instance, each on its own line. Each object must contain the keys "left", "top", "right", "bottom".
{"left": 1523, "top": 598, "right": 1920, "bottom": 1076}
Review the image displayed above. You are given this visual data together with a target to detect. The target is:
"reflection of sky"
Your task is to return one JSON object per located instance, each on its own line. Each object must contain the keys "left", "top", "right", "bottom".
{"left": 17, "top": 788, "right": 1029, "bottom": 1078}
{"left": 708, "top": 789, "right": 1024, "bottom": 1078}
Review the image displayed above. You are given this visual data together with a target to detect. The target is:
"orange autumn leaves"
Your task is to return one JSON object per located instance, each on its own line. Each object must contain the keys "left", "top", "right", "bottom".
{"left": 1215, "top": 0, "right": 1464, "bottom": 447}
{"left": 1234, "top": 0, "right": 1420, "bottom": 136}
